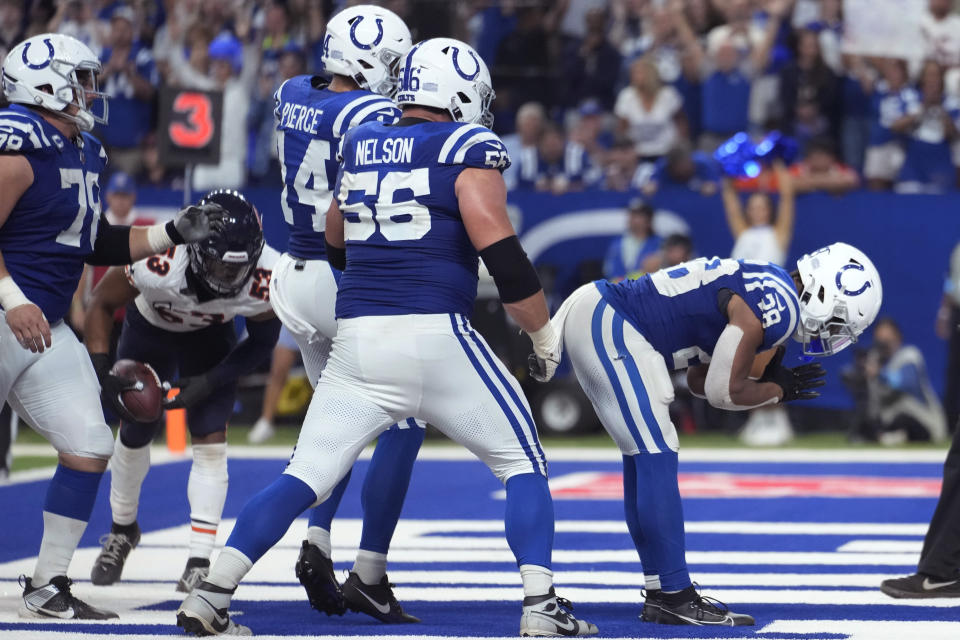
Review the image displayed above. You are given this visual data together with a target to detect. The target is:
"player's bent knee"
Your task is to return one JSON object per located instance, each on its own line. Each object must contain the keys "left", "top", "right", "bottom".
{"left": 119, "top": 419, "right": 160, "bottom": 449}
{"left": 495, "top": 458, "right": 548, "bottom": 484}
{"left": 281, "top": 465, "right": 331, "bottom": 505}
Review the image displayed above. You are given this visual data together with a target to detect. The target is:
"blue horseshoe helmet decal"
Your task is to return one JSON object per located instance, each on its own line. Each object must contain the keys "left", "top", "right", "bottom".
{"left": 450, "top": 47, "right": 481, "bottom": 81}
{"left": 22, "top": 38, "right": 56, "bottom": 70}
{"left": 835, "top": 263, "right": 871, "bottom": 297}
{"left": 350, "top": 16, "right": 384, "bottom": 51}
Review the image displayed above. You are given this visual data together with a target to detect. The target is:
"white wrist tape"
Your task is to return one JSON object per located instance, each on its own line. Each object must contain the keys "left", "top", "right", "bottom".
{"left": 705, "top": 325, "right": 778, "bottom": 410}
{"left": 528, "top": 321, "right": 559, "bottom": 357}
{"left": 0, "top": 276, "right": 31, "bottom": 311}
{"left": 146, "top": 223, "right": 175, "bottom": 254}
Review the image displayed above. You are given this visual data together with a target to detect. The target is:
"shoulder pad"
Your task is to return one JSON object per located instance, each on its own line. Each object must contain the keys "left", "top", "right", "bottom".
{"left": 0, "top": 110, "right": 54, "bottom": 154}
{"left": 332, "top": 93, "right": 398, "bottom": 137}
{"left": 437, "top": 124, "right": 511, "bottom": 172}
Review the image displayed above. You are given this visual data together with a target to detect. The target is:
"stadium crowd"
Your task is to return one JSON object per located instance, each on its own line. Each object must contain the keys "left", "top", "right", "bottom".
{"left": 1, "top": 0, "right": 959, "bottom": 195}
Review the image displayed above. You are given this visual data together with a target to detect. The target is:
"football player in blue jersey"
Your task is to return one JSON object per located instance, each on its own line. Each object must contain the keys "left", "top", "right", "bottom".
{"left": 536, "top": 243, "right": 882, "bottom": 627}
{"left": 176, "top": 38, "right": 598, "bottom": 637}
{"left": 0, "top": 34, "right": 224, "bottom": 620}
{"left": 270, "top": 5, "right": 426, "bottom": 623}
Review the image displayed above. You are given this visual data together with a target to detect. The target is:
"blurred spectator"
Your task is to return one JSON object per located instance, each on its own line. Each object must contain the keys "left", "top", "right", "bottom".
{"left": 258, "top": 0, "right": 300, "bottom": 78}
{"left": 138, "top": 132, "right": 185, "bottom": 190}
{"left": 802, "top": 0, "right": 843, "bottom": 74}
{"left": 705, "top": 0, "right": 767, "bottom": 57}
{"left": 603, "top": 140, "right": 645, "bottom": 191}
{"left": 0, "top": 0, "right": 24, "bottom": 62}
{"left": 568, "top": 98, "right": 614, "bottom": 166}
{"left": 515, "top": 124, "right": 596, "bottom": 194}
{"left": 897, "top": 62, "right": 959, "bottom": 194}
{"left": 492, "top": 6, "right": 551, "bottom": 112}
{"left": 723, "top": 159, "right": 795, "bottom": 266}
{"left": 938, "top": 240, "right": 960, "bottom": 430}
{"left": 790, "top": 137, "right": 859, "bottom": 194}
{"left": 248, "top": 327, "right": 302, "bottom": 444}
{"left": 49, "top": 0, "right": 101, "bottom": 56}
{"left": 96, "top": 4, "right": 159, "bottom": 175}
{"left": 248, "top": 47, "right": 305, "bottom": 186}
{"left": 643, "top": 232, "right": 694, "bottom": 274}
{"left": 864, "top": 58, "right": 918, "bottom": 190}
{"left": 642, "top": 141, "right": 720, "bottom": 197}
{"left": 779, "top": 28, "right": 839, "bottom": 140}
{"left": 603, "top": 198, "right": 662, "bottom": 281}
{"left": 921, "top": 0, "right": 960, "bottom": 73}
{"left": 614, "top": 57, "right": 688, "bottom": 162}
{"left": 848, "top": 318, "right": 948, "bottom": 443}
{"left": 839, "top": 54, "right": 874, "bottom": 170}
{"left": 502, "top": 102, "right": 545, "bottom": 191}
{"left": 192, "top": 32, "right": 259, "bottom": 192}
{"left": 562, "top": 7, "right": 620, "bottom": 110}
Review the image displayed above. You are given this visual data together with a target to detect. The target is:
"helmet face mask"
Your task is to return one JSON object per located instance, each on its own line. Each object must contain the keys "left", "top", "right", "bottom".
{"left": 3, "top": 34, "right": 108, "bottom": 132}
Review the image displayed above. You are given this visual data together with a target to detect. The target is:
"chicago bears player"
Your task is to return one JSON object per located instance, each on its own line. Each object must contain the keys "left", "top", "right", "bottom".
{"left": 176, "top": 38, "right": 598, "bottom": 637}
{"left": 272, "top": 4, "right": 425, "bottom": 622}
{"left": 82, "top": 190, "right": 281, "bottom": 593}
{"left": 0, "top": 34, "right": 223, "bottom": 620}
{"left": 535, "top": 243, "right": 882, "bottom": 626}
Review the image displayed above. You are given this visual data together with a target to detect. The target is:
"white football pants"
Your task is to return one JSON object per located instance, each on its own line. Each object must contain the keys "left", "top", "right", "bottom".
{"left": 558, "top": 284, "right": 679, "bottom": 455}
{"left": 0, "top": 311, "right": 114, "bottom": 459}
{"left": 284, "top": 313, "right": 547, "bottom": 502}
{"left": 269, "top": 253, "right": 338, "bottom": 388}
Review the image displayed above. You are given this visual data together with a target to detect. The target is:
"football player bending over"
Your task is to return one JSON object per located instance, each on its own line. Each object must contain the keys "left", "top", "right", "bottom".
{"left": 176, "top": 38, "right": 597, "bottom": 637}
{"left": 271, "top": 5, "right": 424, "bottom": 622}
{"left": 531, "top": 243, "right": 881, "bottom": 626}
{"left": 83, "top": 190, "right": 281, "bottom": 592}
{"left": 0, "top": 34, "right": 223, "bottom": 620}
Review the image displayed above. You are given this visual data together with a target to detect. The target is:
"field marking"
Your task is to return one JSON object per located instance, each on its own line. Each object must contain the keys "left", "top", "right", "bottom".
{"left": 838, "top": 540, "right": 924, "bottom": 553}
{"left": 760, "top": 619, "right": 960, "bottom": 639}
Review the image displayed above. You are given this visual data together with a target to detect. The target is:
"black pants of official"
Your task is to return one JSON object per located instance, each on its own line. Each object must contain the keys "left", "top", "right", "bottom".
{"left": 943, "top": 310, "right": 960, "bottom": 431}
{"left": 918, "top": 421, "right": 960, "bottom": 579}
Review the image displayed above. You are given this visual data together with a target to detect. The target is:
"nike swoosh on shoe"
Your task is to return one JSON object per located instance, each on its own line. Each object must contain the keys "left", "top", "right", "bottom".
{"left": 196, "top": 595, "right": 230, "bottom": 630}
{"left": 531, "top": 610, "right": 577, "bottom": 632}
{"left": 356, "top": 589, "right": 392, "bottom": 615}
{"left": 923, "top": 578, "right": 959, "bottom": 590}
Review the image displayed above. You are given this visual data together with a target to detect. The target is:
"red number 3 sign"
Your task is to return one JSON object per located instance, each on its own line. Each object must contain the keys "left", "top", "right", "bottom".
{"left": 169, "top": 92, "right": 215, "bottom": 149}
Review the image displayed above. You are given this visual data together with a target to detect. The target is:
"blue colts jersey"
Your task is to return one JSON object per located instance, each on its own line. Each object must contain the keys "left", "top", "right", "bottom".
{"left": 334, "top": 119, "right": 511, "bottom": 319}
{"left": 274, "top": 76, "right": 400, "bottom": 260}
{"left": 595, "top": 258, "right": 800, "bottom": 370}
{"left": 0, "top": 104, "right": 107, "bottom": 323}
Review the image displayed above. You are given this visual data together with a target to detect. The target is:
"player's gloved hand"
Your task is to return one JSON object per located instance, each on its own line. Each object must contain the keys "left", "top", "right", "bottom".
{"left": 759, "top": 346, "right": 826, "bottom": 402}
{"left": 527, "top": 321, "right": 562, "bottom": 383}
{"left": 166, "top": 202, "right": 227, "bottom": 245}
{"left": 90, "top": 352, "right": 141, "bottom": 423}
{"left": 163, "top": 374, "right": 214, "bottom": 410}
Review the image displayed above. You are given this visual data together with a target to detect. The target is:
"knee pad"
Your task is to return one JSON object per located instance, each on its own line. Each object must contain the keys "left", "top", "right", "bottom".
{"left": 86, "top": 421, "right": 118, "bottom": 459}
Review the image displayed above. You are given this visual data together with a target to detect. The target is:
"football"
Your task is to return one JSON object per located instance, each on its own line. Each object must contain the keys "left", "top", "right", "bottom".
{"left": 110, "top": 359, "right": 164, "bottom": 423}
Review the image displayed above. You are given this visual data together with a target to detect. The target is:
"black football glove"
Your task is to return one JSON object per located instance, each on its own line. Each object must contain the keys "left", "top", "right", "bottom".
{"left": 90, "top": 352, "right": 141, "bottom": 424}
{"left": 166, "top": 202, "right": 227, "bottom": 245}
{"left": 759, "top": 345, "right": 826, "bottom": 402}
{"left": 163, "top": 374, "right": 214, "bottom": 410}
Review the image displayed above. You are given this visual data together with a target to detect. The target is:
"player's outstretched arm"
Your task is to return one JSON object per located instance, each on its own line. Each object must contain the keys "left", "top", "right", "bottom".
{"left": 0, "top": 154, "right": 51, "bottom": 353}
{"left": 456, "top": 167, "right": 559, "bottom": 381}
{"left": 704, "top": 295, "right": 788, "bottom": 410}
{"left": 324, "top": 199, "right": 346, "bottom": 270}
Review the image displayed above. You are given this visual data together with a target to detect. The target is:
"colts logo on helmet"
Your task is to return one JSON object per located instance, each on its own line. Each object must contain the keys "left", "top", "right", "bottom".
{"left": 349, "top": 16, "right": 384, "bottom": 51}
{"left": 836, "top": 263, "right": 871, "bottom": 296}
{"left": 450, "top": 47, "right": 480, "bottom": 81}
{"left": 22, "top": 38, "right": 55, "bottom": 70}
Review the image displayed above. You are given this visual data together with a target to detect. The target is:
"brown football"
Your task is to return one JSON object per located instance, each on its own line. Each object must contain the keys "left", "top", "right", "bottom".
{"left": 110, "top": 359, "right": 163, "bottom": 423}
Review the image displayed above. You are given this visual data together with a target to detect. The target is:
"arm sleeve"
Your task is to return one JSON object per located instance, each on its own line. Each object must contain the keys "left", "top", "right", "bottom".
{"left": 205, "top": 316, "right": 283, "bottom": 389}
{"left": 85, "top": 214, "right": 132, "bottom": 266}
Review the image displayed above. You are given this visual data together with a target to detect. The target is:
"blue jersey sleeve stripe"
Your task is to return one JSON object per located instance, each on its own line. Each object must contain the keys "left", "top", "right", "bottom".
{"left": 333, "top": 94, "right": 384, "bottom": 136}
{"left": 348, "top": 99, "right": 397, "bottom": 130}
{"left": 0, "top": 117, "right": 44, "bottom": 148}
{"left": 437, "top": 124, "right": 481, "bottom": 163}
{"left": 452, "top": 131, "right": 502, "bottom": 164}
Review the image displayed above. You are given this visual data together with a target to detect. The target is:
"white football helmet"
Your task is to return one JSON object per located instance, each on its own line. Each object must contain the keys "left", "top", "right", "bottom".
{"left": 2, "top": 33, "right": 107, "bottom": 132}
{"left": 321, "top": 4, "right": 412, "bottom": 97}
{"left": 794, "top": 242, "right": 883, "bottom": 356}
{"left": 395, "top": 37, "right": 495, "bottom": 128}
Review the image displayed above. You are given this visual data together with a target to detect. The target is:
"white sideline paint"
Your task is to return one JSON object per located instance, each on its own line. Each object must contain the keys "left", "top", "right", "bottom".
{"left": 760, "top": 620, "right": 960, "bottom": 639}
{"left": 837, "top": 540, "right": 925, "bottom": 553}
{"left": 0, "top": 635, "right": 757, "bottom": 640}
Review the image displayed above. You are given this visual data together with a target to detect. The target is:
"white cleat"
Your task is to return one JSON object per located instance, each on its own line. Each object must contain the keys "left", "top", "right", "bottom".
{"left": 520, "top": 589, "right": 598, "bottom": 637}
{"left": 247, "top": 418, "right": 276, "bottom": 444}
{"left": 176, "top": 580, "right": 251, "bottom": 636}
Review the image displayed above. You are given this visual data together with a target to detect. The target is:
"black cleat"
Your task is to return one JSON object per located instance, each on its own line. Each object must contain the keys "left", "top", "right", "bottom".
{"left": 881, "top": 573, "right": 960, "bottom": 599}
{"left": 295, "top": 541, "right": 346, "bottom": 615}
{"left": 91, "top": 522, "right": 140, "bottom": 586}
{"left": 641, "top": 585, "right": 754, "bottom": 626}
{"left": 177, "top": 557, "right": 211, "bottom": 593}
{"left": 20, "top": 575, "right": 118, "bottom": 620}
{"left": 341, "top": 571, "right": 419, "bottom": 623}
